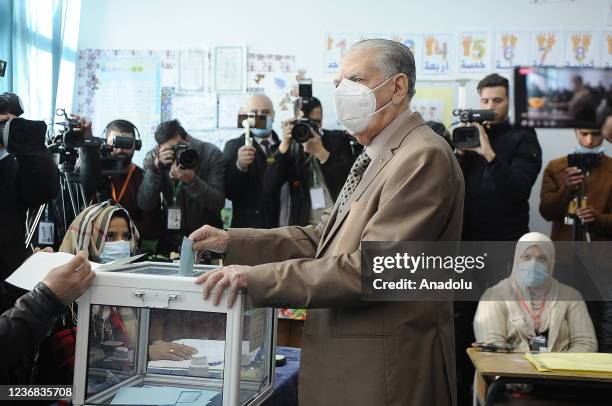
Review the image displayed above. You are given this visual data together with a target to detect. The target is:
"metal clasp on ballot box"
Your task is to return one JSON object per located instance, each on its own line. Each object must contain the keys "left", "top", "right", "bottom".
{"left": 131, "top": 290, "right": 183, "bottom": 308}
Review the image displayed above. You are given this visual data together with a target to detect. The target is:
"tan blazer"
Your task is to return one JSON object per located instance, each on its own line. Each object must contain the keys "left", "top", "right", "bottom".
{"left": 225, "top": 111, "right": 465, "bottom": 406}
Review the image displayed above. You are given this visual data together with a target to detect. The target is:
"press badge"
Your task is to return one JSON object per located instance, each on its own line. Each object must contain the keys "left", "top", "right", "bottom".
{"left": 310, "top": 187, "right": 326, "bottom": 210}
{"left": 38, "top": 221, "right": 55, "bottom": 245}
{"left": 167, "top": 207, "right": 182, "bottom": 230}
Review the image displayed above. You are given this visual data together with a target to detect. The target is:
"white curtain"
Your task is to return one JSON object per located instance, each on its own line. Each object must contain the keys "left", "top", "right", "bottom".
{"left": 8, "top": 0, "right": 81, "bottom": 121}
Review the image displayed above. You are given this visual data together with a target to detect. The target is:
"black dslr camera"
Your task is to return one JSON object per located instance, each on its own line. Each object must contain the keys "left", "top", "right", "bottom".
{"left": 161, "top": 142, "right": 199, "bottom": 170}
{"left": 291, "top": 79, "right": 318, "bottom": 143}
{"left": 0, "top": 92, "right": 47, "bottom": 154}
{"left": 451, "top": 109, "right": 496, "bottom": 149}
{"left": 567, "top": 153, "right": 602, "bottom": 171}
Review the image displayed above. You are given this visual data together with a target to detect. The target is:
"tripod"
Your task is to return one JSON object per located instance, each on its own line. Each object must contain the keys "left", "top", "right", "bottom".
{"left": 25, "top": 162, "right": 91, "bottom": 251}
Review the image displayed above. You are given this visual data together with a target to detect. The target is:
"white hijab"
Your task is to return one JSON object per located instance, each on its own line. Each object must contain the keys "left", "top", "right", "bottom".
{"left": 505, "top": 232, "right": 560, "bottom": 334}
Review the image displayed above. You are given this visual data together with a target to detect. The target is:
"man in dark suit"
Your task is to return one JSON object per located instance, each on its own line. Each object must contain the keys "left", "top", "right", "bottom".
{"left": 190, "top": 39, "right": 464, "bottom": 406}
{"left": 223, "top": 94, "right": 287, "bottom": 229}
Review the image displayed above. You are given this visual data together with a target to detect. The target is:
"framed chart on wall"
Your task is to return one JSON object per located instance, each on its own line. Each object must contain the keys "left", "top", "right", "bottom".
{"left": 212, "top": 46, "right": 247, "bottom": 93}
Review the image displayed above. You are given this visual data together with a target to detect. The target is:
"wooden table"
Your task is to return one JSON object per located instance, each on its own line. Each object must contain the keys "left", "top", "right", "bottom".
{"left": 467, "top": 348, "right": 612, "bottom": 405}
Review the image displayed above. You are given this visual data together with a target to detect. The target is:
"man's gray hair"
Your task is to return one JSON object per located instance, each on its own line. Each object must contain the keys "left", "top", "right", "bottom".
{"left": 350, "top": 38, "right": 416, "bottom": 100}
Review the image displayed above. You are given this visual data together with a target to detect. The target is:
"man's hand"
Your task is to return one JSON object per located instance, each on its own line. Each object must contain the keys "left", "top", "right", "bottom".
{"left": 602, "top": 116, "right": 612, "bottom": 144}
{"left": 155, "top": 144, "right": 175, "bottom": 170}
{"left": 194, "top": 265, "right": 251, "bottom": 307}
{"left": 189, "top": 225, "right": 229, "bottom": 255}
{"left": 0, "top": 113, "right": 16, "bottom": 122}
{"left": 237, "top": 145, "right": 256, "bottom": 170}
{"left": 148, "top": 340, "right": 197, "bottom": 361}
{"left": 576, "top": 206, "right": 597, "bottom": 223}
{"left": 42, "top": 251, "right": 95, "bottom": 305}
{"left": 461, "top": 123, "right": 496, "bottom": 162}
{"left": 170, "top": 160, "right": 196, "bottom": 184}
{"left": 70, "top": 114, "right": 93, "bottom": 138}
{"left": 34, "top": 247, "right": 54, "bottom": 253}
{"left": 564, "top": 166, "right": 584, "bottom": 193}
{"left": 277, "top": 119, "right": 293, "bottom": 154}
{"left": 303, "top": 130, "right": 330, "bottom": 163}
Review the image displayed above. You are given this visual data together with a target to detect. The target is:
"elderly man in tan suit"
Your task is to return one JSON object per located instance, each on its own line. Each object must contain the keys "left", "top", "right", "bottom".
{"left": 190, "top": 39, "right": 464, "bottom": 406}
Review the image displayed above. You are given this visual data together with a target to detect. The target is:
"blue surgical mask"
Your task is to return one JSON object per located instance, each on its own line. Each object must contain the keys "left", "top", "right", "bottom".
{"left": 99, "top": 240, "right": 131, "bottom": 263}
{"left": 575, "top": 144, "right": 604, "bottom": 154}
{"left": 518, "top": 259, "right": 549, "bottom": 288}
{"left": 0, "top": 149, "right": 9, "bottom": 161}
{"left": 251, "top": 116, "right": 273, "bottom": 138}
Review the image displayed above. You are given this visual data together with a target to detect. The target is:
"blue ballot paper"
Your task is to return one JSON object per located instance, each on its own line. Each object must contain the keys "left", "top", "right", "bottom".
{"left": 179, "top": 237, "right": 195, "bottom": 275}
{"left": 110, "top": 386, "right": 218, "bottom": 405}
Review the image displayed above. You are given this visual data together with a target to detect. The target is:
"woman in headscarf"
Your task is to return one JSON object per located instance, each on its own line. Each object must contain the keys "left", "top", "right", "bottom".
{"left": 59, "top": 200, "right": 139, "bottom": 263}
{"left": 58, "top": 201, "right": 197, "bottom": 365}
{"left": 473, "top": 232, "right": 597, "bottom": 352}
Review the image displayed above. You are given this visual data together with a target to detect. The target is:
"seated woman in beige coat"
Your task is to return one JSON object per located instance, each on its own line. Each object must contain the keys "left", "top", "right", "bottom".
{"left": 474, "top": 232, "right": 597, "bottom": 352}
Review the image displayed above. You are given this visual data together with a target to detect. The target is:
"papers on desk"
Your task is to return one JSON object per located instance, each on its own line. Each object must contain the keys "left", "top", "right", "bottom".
{"left": 110, "top": 386, "right": 218, "bottom": 405}
{"left": 5, "top": 251, "right": 144, "bottom": 291}
{"left": 524, "top": 352, "right": 612, "bottom": 375}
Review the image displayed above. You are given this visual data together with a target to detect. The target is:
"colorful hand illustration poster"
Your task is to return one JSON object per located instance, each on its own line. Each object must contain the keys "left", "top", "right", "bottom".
{"left": 458, "top": 32, "right": 492, "bottom": 73}
{"left": 564, "top": 31, "right": 600, "bottom": 68}
{"left": 529, "top": 31, "right": 564, "bottom": 67}
{"left": 493, "top": 32, "right": 529, "bottom": 69}
{"left": 422, "top": 34, "right": 453, "bottom": 74}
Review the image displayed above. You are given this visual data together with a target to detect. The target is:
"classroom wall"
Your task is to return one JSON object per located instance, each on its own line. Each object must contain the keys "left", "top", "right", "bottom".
{"left": 77, "top": 0, "right": 612, "bottom": 234}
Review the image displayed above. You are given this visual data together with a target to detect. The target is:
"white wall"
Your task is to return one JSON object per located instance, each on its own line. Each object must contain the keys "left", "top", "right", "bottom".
{"left": 77, "top": 0, "right": 612, "bottom": 234}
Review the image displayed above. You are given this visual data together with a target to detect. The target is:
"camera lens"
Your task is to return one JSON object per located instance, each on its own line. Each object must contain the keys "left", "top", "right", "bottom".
{"left": 177, "top": 148, "right": 199, "bottom": 169}
{"left": 291, "top": 121, "right": 313, "bottom": 143}
{"left": 112, "top": 135, "right": 134, "bottom": 150}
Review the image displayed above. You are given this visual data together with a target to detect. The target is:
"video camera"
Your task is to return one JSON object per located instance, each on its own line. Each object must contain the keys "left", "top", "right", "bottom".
{"left": 0, "top": 92, "right": 47, "bottom": 155}
{"left": 450, "top": 109, "right": 496, "bottom": 149}
{"left": 291, "top": 79, "right": 319, "bottom": 143}
{"left": 48, "top": 109, "right": 140, "bottom": 200}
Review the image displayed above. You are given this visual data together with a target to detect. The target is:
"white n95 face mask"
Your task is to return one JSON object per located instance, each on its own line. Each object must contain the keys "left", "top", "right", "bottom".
{"left": 333, "top": 75, "right": 396, "bottom": 135}
{"left": 99, "top": 240, "right": 131, "bottom": 263}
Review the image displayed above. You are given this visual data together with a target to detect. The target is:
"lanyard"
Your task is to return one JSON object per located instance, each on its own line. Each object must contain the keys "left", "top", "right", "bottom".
{"left": 171, "top": 181, "right": 183, "bottom": 206}
{"left": 513, "top": 286, "right": 549, "bottom": 328}
{"left": 111, "top": 164, "right": 136, "bottom": 204}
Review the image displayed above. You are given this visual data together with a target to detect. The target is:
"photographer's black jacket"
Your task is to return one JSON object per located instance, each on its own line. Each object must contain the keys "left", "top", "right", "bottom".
{"left": 224, "top": 130, "right": 361, "bottom": 228}
{"left": 457, "top": 121, "right": 542, "bottom": 241}
{"left": 224, "top": 131, "right": 284, "bottom": 228}
{"left": 0, "top": 150, "right": 59, "bottom": 308}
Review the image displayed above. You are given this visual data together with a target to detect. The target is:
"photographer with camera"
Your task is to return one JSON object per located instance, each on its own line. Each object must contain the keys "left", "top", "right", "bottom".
{"left": 102, "top": 119, "right": 163, "bottom": 241}
{"left": 223, "top": 94, "right": 292, "bottom": 228}
{"left": 453, "top": 74, "right": 541, "bottom": 406}
{"left": 540, "top": 127, "right": 612, "bottom": 241}
{"left": 137, "top": 120, "right": 225, "bottom": 257}
{"left": 278, "top": 96, "right": 363, "bottom": 225}
{"left": 455, "top": 73, "right": 542, "bottom": 241}
{"left": 0, "top": 92, "right": 60, "bottom": 309}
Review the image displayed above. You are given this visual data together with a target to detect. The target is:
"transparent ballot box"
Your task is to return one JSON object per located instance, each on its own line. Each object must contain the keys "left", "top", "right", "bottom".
{"left": 72, "top": 262, "right": 277, "bottom": 406}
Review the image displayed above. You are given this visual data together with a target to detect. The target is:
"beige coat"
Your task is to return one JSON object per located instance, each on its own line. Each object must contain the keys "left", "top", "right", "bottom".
{"left": 474, "top": 280, "right": 597, "bottom": 353}
{"left": 225, "top": 111, "right": 465, "bottom": 406}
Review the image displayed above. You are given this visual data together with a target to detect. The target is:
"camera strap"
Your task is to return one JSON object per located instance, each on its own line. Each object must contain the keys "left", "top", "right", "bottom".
{"left": 111, "top": 164, "right": 136, "bottom": 204}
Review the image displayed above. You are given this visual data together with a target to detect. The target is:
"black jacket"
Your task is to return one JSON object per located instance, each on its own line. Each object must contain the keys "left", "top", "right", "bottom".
{"left": 0, "top": 282, "right": 65, "bottom": 384}
{"left": 138, "top": 137, "right": 225, "bottom": 253}
{"left": 0, "top": 150, "right": 59, "bottom": 316}
{"left": 457, "top": 121, "right": 542, "bottom": 241}
{"left": 0, "top": 150, "right": 59, "bottom": 282}
{"left": 225, "top": 130, "right": 361, "bottom": 228}
{"left": 224, "top": 132, "right": 284, "bottom": 229}
{"left": 318, "top": 129, "right": 363, "bottom": 201}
